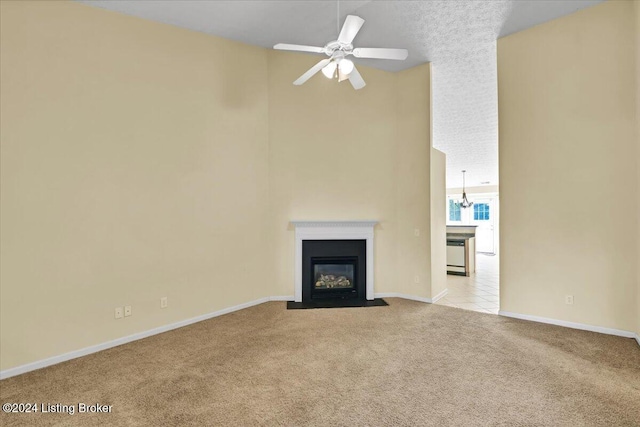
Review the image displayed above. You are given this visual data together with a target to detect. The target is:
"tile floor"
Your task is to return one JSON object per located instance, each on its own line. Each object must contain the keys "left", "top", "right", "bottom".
{"left": 435, "top": 253, "right": 500, "bottom": 314}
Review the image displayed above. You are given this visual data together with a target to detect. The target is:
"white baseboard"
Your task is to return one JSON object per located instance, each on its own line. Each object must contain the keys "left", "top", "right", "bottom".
{"left": 498, "top": 310, "right": 638, "bottom": 343}
{"left": 269, "top": 295, "right": 294, "bottom": 301}
{"left": 0, "top": 297, "right": 276, "bottom": 380}
{"left": 374, "top": 290, "right": 448, "bottom": 304}
{"left": 375, "top": 292, "right": 433, "bottom": 303}
{"left": 431, "top": 288, "right": 448, "bottom": 303}
{"left": 636, "top": 334, "right": 640, "bottom": 347}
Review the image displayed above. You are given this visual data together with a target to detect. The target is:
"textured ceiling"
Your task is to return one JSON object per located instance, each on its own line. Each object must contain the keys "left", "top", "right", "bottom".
{"left": 79, "top": 0, "right": 603, "bottom": 188}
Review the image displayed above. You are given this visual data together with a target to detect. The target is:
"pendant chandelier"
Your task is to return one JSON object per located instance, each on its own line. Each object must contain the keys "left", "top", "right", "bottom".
{"left": 459, "top": 170, "right": 473, "bottom": 209}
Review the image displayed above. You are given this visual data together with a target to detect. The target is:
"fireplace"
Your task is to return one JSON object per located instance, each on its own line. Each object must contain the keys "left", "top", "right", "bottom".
{"left": 289, "top": 221, "right": 387, "bottom": 309}
{"left": 302, "top": 240, "right": 366, "bottom": 302}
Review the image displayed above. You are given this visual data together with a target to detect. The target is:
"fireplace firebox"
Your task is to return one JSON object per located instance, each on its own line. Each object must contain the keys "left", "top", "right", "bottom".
{"left": 302, "top": 240, "right": 366, "bottom": 303}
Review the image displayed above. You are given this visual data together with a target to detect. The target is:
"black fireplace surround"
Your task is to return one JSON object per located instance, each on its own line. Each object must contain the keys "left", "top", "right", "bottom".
{"left": 302, "top": 240, "right": 366, "bottom": 303}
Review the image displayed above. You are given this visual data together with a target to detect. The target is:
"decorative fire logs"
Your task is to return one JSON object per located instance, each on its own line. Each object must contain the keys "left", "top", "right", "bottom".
{"left": 315, "top": 274, "right": 351, "bottom": 289}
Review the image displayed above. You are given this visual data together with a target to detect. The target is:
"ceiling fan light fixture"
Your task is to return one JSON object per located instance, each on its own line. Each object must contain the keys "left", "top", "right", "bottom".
{"left": 338, "top": 58, "right": 354, "bottom": 75}
{"left": 321, "top": 61, "right": 337, "bottom": 79}
{"left": 273, "top": 12, "right": 408, "bottom": 89}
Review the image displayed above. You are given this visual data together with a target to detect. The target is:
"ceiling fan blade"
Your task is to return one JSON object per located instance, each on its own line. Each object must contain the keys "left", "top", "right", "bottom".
{"left": 274, "top": 43, "right": 326, "bottom": 54}
{"left": 293, "top": 58, "right": 332, "bottom": 86}
{"left": 338, "top": 15, "right": 365, "bottom": 44}
{"left": 352, "top": 48, "right": 409, "bottom": 60}
{"left": 348, "top": 66, "right": 366, "bottom": 90}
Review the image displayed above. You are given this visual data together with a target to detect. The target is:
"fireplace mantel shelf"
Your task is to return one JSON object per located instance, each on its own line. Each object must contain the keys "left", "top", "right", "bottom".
{"left": 291, "top": 221, "right": 378, "bottom": 303}
{"left": 291, "top": 220, "right": 378, "bottom": 228}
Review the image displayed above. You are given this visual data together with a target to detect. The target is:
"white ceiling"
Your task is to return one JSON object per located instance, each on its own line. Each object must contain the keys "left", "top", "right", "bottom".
{"left": 79, "top": 0, "right": 603, "bottom": 188}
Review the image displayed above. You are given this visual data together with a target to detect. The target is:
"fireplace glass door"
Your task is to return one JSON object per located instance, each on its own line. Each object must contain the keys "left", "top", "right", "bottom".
{"left": 310, "top": 257, "right": 358, "bottom": 299}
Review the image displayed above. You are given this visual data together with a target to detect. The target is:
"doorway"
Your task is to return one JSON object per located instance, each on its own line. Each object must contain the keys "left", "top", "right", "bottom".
{"left": 442, "top": 191, "right": 500, "bottom": 315}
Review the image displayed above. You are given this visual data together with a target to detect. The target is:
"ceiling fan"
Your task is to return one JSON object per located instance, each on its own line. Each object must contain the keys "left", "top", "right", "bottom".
{"left": 273, "top": 15, "right": 408, "bottom": 90}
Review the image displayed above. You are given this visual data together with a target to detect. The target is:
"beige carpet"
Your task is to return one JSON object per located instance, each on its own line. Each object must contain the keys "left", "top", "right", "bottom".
{"left": 1, "top": 298, "right": 639, "bottom": 426}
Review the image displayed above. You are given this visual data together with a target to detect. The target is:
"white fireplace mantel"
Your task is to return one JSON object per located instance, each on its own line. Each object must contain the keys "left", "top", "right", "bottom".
{"left": 291, "top": 221, "right": 378, "bottom": 302}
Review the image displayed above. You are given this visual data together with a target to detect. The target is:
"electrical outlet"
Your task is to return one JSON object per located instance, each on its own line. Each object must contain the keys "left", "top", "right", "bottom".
{"left": 115, "top": 307, "right": 123, "bottom": 319}
{"left": 160, "top": 297, "right": 168, "bottom": 309}
{"left": 565, "top": 295, "right": 574, "bottom": 305}
{"left": 124, "top": 305, "right": 132, "bottom": 317}
{"left": 414, "top": 228, "right": 420, "bottom": 237}
{"left": 414, "top": 275, "right": 420, "bottom": 284}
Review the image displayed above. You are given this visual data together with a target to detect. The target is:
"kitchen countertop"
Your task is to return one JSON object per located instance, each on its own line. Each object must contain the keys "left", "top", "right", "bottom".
{"left": 447, "top": 225, "right": 477, "bottom": 241}
{"left": 447, "top": 233, "right": 475, "bottom": 240}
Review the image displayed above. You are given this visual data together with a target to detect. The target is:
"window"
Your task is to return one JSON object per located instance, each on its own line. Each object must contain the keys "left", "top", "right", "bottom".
{"left": 449, "top": 199, "right": 461, "bottom": 221}
{"left": 473, "top": 203, "right": 490, "bottom": 221}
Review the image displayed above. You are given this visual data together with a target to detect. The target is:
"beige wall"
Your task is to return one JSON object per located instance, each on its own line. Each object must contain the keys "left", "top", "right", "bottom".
{"left": 498, "top": 0, "right": 638, "bottom": 332}
{"left": 395, "top": 64, "right": 434, "bottom": 298}
{"left": 0, "top": 1, "right": 271, "bottom": 370}
{"left": 1, "top": 2, "right": 439, "bottom": 371}
{"left": 268, "top": 55, "right": 436, "bottom": 298}
{"left": 635, "top": 0, "right": 640, "bottom": 337}
{"left": 430, "top": 149, "right": 447, "bottom": 298}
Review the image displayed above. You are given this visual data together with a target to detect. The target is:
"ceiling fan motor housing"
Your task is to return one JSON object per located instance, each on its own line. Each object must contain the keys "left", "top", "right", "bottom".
{"left": 324, "top": 41, "right": 353, "bottom": 57}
